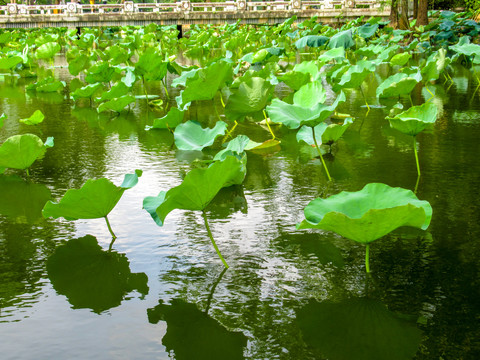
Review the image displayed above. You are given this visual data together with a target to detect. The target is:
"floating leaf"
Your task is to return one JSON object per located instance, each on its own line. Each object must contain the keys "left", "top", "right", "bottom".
{"left": 143, "top": 156, "right": 245, "bottom": 226}
{"left": 18, "top": 110, "right": 44, "bottom": 126}
{"left": 174, "top": 120, "right": 227, "bottom": 151}
{"left": 0, "top": 134, "right": 53, "bottom": 172}
{"left": 42, "top": 170, "right": 142, "bottom": 221}
{"left": 297, "top": 183, "right": 432, "bottom": 244}
{"left": 47, "top": 235, "right": 148, "bottom": 313}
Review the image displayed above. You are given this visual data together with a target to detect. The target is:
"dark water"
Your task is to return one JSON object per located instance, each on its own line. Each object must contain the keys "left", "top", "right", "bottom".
{"left": 0, "top": 63, "right": 480, "bottom": 359}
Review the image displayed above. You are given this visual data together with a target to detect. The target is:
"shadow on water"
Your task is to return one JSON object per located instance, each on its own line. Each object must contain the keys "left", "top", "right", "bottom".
{"left": 47, "top": 235, "right": 148, "bottom": 314}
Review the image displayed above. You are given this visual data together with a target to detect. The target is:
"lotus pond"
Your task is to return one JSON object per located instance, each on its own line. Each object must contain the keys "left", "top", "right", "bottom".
{"left": 1, "top": 14, "right": 480, "bottom": 359}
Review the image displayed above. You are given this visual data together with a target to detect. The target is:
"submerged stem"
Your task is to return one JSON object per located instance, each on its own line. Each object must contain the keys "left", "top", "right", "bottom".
{"left": 413, "top": 135, "right": 421, "bottom": 177}
{"left": 312, "top": 126, "right": 332, "bottom": 182}
{"left": 360, "top": 86, "right": 370, "bottom": 112}
{"left": 263, "top": 110, "right": 276, "bottom": 140}
{"left": 202, "top": 211, "right": 229, "bottom": 269}
{"left": 205, "top": 267, "right": 228, "bottom": 314}
{"left": 104, "top": 215, "right": 117, "bottom": 242}
{"left": 162, "top": 78, "right": 169, "bottom": 99}
{"left": 365, "top": 243, "right": 370, "bottom": 273}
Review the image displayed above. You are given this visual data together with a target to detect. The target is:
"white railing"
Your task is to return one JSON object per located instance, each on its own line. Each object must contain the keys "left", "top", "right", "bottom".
{"left": 0, "top": 0, "right": 383, "bottom": 16}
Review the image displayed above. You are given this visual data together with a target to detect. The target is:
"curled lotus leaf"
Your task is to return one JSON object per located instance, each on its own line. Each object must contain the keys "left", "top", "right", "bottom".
{"left": 333, "top": 60, "right": 376, "bottom": 91}
{"left": 72, "top": 83, "right": 103, "bottom": 101}
{"left": 386, "top": 102, "right": 437, "bottom": 136}
{"left": 174, "top": 120, "right": 227, "bottom": 151}
{"left": 297, "top": 183, "right": 432, "bottom": 244}
{"left": 297, "top": 118, "right": 353, "bottom": 146}
{"left": 97, "top": 95, "right": 136, "bottom": 113}
{"left": 143, "top": 156, "right": 245, "bottom": 226}
{"left": 19, "top": 110, "right": 45, "bottom": 126}
{"left": 42, "top": 170, "right": 142, "bottom": 221}
{"left": 146, "top": 107, "right": 184, "bottom": 130}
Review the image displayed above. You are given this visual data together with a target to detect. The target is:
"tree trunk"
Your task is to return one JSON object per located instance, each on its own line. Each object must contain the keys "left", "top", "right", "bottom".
{"left": 417, "top": 0, "right": 429, "bottom": 26}
{"left": 389, "top": 0, "right": 399, "bottom": 28}
{"left": 398, "top": 0, "right": 409, "bottom": 29}
{"left": 413, "top": 0, "right": 418, "bottom": 19}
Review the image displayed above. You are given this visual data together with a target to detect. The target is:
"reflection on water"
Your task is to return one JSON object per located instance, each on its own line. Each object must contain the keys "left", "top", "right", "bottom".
{"left": 47, "top": 235, "right": 148, "bottom": 314}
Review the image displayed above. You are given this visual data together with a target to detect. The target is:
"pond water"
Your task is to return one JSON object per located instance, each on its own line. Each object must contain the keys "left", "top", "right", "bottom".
{"left": 0, "top": 62, "right": 479, "bottom": 360}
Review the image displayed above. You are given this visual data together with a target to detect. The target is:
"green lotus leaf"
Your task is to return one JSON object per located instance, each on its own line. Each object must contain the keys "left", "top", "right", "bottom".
{"left": 0, "top": 134, "right": 53, "bottom": 171}
{"left": 71, "top": 83, "right": 103, "bottom": 101}
{"left": 355, "top": 43, "right": 384, "bottom": 57}
{"left": 96, "top": 82, "right": 130, "bottom": 102}
{"left": 295, "top": 35, "right": 329, "bottom": 49}
{"left": 135, "top": 47, "right": 168, "bottom": 81}
{"left": 225, "top": 77, "right": 274, "bottom": 121}
{"left": 358, "top": 23, "right": 379, "bottom": 39}
{"left": 328, "top": 30, "right": 354, "bottom": 49}
{"left": 0, "top": 175, "right": 51, "bottom": 223}
{"left": 390, "top": 52, "right": 412, "bottom": 67}
{"left": 174, "top": 120, "right": 227, "bottom": 151}
{"left": 450, "top": 41, "right": 480, "bottom": 57}
{"left": 386, "top": 102, "right": 437, "bottom": 136}
{"left": 294, "top": 81, "right": 327, "bottom": 108}
{"left": 85, "top": 62, "right": 115, "bottom": 84}
{"left": 97, "top": 95, "right": 136, "bottom": 113}
{"left": 0, "top": 55, "right": 22, "bottom": 70}
{"left": 332, "top": 60, "right": 376, "bottom": 91}
{"left": 279, "top": 70, "right": 311, "bottom": 90}
{"left": 19, "top": 110, "right": 45, "bottom": 126}
{"left": 35, "top": 42, "right": 61, "bottom": 60}
{"left": 297, "top": 297, "right": 422, "bottom": 360}
{"left": 213, "top": 135, "right": 258, "bottom": 161}
{"left": 421, "top": 48, "right": 450, "bottom": 82}
{"left": 297, "top": 183, "right": 432, "bottom": 244}
{"left": 267, "top": 86, "right": 345, "bottom": 129}
{"left": 296, "top": 119, "right": 353, "bottom": 147}
{"left": 177, "top": 61, "right": 233, "bottom": 107}
{"left": 47, "top": 235, "right": 148, "bottom": 314}
{"left": 143, "top": 156, "right": 245, "bottom": 226}
{"left": 171, "top": 68, "right": 199, "bottom": 88}
{"left": 35, "top": 79, "right": 66, "bottom": 93}
{"left": 42, "top": 170, "right": 142, "bottom": 221}
{"left": 293, "top": 60, "right": 321, "bottom": 81}
{"left": 146, "top": 107, "right": 184, "bottom": 130}
{"left": 376, "top": 72, "right": 422, "bottom": 98}
{"left": 68, "top": 54, "right": 89, "bottom": 76}
{"left": 318, "top": 47, "right": 346, "bottom": 64}
{"left": 252, "top": 48, "right": 269, "bottom": 63}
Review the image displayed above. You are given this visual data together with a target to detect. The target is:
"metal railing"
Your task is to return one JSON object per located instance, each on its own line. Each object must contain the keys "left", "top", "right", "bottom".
{"left": 0, "top": 0, "right": 383, "bottom": 15}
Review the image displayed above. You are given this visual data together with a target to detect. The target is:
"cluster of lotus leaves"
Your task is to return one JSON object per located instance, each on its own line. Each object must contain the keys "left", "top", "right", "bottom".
{"left": 387, "top": 102, "right": 438, "bottom": 136}
{"left": 297, "top": 183, "right": 432, "bottom": 244}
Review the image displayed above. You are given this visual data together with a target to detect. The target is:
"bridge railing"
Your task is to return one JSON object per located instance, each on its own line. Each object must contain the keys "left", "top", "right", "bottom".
{"left": 0, "top": 0, "right": 383, "bottom": 15}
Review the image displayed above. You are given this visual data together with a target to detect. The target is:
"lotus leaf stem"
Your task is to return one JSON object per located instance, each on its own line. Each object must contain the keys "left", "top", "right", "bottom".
{"left": 202, "top": 211, "right": 229, "bottom": 269}
{"left": 312, "top": 126, "right": 332, "bottom": 182}
{"left": 219, "top": 91, "right": 226, "bottom": 108}
{"left": 26, "top": 168, "right": 30, "bottom": 177}
{"left": 162, "top": 78, "right": 169, "bottom": 99}
{"left": 205, "top": 267, "right": 228, "bottom": 314}
{"left": 409, "top": 94, "right": 414, "bottom": 107}
{"left": 365, "top": 243, "right": 370, "bottom": 273}
{"left": 104, "top": 215, "right": 117, "bottom": 241}
{"left": 425, "top": 85, "right": 434, "bottom": 100}
{"left": 142, "top": 76, "right": 149, "bottom": 102}
{"left": 263, "top": 110, "right": 276, "bottom": 140}
{"left": 213, "top": 102, "right": 222, "bottom": 122}
{"left": 414, "top": 174, "right": 420, "bottom": 194}
{"left": 360, "top": 86, "right": 370, "bottom": 112}
{"left": 413, "top": 136, "right": 421, "bottom": 177}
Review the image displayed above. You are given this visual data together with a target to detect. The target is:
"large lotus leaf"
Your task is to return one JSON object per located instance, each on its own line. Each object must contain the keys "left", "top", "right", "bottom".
{"left": 321, "top": 117, "right": 353, "bottom": 144}
{"left": 19, "top": 110, "right": 45, "bottom": 126}
{"left": 293, "top": 60, "right": 320, "bottom": 81}
{"left": 421, "top": 48, "right": 450, "bottom": 82}
{"left": 0, "top": 134, "right": 53, "bottom": 171}
{"left": 147, "top": 299, "right": 247, "bottom": 360}
{"left": 450, "top": 42, "right": 480, "bottom": 57}
{"left": 293, "top": 81, "right": 327, "bottom": 108}
{"left": 318, "top": 47, "right": 346, "bottom": 64}
{"left": 147, "top": 107, "right": 184, "bottom": 130}
{"left": 85, "top": 62, "right": 115, "bottom": 84}
{"left": 143, "top": 156, "right": 245, "bottom": 226}
{"left": 296, "top": 297, "right": 422, "bottom": 360}
{"left": 390, "top": 52, "right": 411, "bottom": 67}
{"left": 213, "top": 135, "right": 259, "bottom": 161}
{"left": 355, "top": 44, "right": 384, "bottom": 57}
{"left": 332, "top": 60, "right": 376, "bottom": 91}
{"left": 0, "top": 175, "right": 51, "bottom": 223}
{"left": 35, "top": 42, "right": 61, "bottom": 60}
{"left": 177, "top": 61, "right": 233, "bottom": 107}
{"left": 225, "top": 77, "right": 274, "bottom": 121}
{"left": 72, "top": 83, "right": 103, "bottom": 101}
{"left": 295, "top": 35, "right": 329, "bottom": 49}
{"left": 135, "top": 47, "right": 168, "bottom": 81}
{"left": 267, "top": 91, "right": 346, "bottom": 129}
{"left": 42, "top": 170, "right": 142, "bottom": 220}
{"left": 297, "top": 123, "right": 327, "bottom": 146}
{"left": 97, "top": 95, "right": 136, "bottom": 113}
{"left": 96, "top": 82, "right": 130, "bottom": 102}
{"left": 387, "top": 102, "right": 437, "bottom": 136}
{"left": 47, "top": 235, "right": 148, "bottom": 314}
{"left": 174, "top": 120, "right": 227, "bottom": 151}
{"left": 36, "top": 80, "right": 66, "bottom": 93}
{"left": 328, "top": 30, "right": 354, "bottom": 49}
{"left": 358, "top": 23, "right": 379, "bottom": 39}
{"left": 68, "top": 54, "right": 89, "bottom": 76}
{"left": 171, "top": 68, "right": 199, "bottom": 88}
{"left": 279, "top": 70, "right": 311, "bottom": 90}
{"left": 297, "top": 183, "right": 432, "bottom": 244}
{"left": 0, "top": 55, "right": 22, "bottom": 70}
{"left": 376, "top": 72, "right": 422, "bottom": 98}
